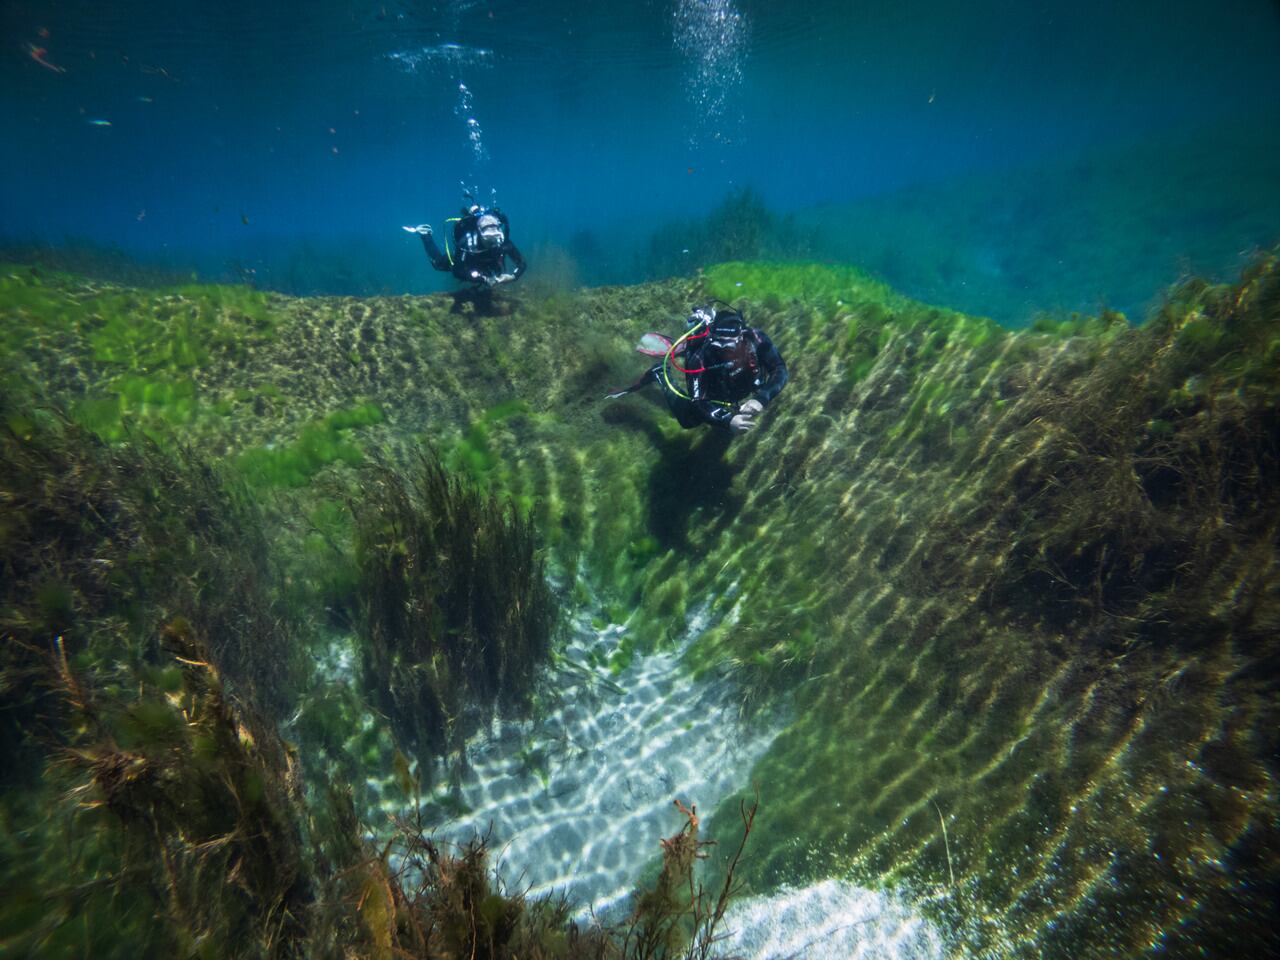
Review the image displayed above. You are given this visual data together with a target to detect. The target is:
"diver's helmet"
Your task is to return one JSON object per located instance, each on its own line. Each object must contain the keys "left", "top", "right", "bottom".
{"left": 477, "top": 212, "right": 505, "bottom": 248}
{"left": 709, "top": 308, "right": 746, "bottom": 336}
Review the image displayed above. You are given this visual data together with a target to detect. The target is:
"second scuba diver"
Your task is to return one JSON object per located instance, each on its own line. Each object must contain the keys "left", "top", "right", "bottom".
{"left": 606, "top": 303, "right": 788, "bottom": 434}
{"left": 404, "top": 199, "right": 526, "bottom": 289}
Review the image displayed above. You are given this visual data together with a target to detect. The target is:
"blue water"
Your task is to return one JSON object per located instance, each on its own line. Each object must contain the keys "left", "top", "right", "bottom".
{"left": 2, "top": 0, "right": 1279, "bottom": 313}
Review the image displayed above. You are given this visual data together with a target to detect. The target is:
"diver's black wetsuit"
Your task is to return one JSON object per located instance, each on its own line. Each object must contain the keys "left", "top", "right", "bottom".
{"left": 421, "top": 210, "right": 526, "bottom": 286}
{"left": 638, "top": 311, "right": 788, "bottom": 430}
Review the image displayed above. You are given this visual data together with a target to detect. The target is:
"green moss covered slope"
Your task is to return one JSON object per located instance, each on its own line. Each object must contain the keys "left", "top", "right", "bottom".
{"left": 2, "top": 255, "right": 1277, "bottom": 958}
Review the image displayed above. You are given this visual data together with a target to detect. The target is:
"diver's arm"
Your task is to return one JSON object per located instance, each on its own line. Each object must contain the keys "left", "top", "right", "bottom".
{"left": 753, "top": 331, "right": 789, "bottom": 405}
{"left": 503, "top": 242, "right": 526, "bottom": 281}
{"left": 420, "top": 232, "right": 452, "bottom": 272}
{"left": 687, "top": 368, "right": 737, "bottom": 428}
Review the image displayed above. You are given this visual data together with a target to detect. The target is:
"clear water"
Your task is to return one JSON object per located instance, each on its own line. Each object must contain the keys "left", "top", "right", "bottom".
{"left": 3, "top": 0, "right": 1278, "bottom": 320}
{"left": 2, "top": 2, "right": 1278, "bottom": 958}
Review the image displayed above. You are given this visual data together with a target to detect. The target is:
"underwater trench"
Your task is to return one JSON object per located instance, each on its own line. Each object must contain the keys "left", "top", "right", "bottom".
{"left": 362, "top": 590, "right": 947, "bottom": 957}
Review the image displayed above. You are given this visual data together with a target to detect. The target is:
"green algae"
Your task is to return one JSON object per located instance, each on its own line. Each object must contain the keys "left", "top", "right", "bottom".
{"left": 0, "top": 385, "right": 742, "bottom": 960}
{"left": 236, "top": 403, "right": 385, "bottom": 487}
{"left": 1, "top": 265, "right": 278, "bottom": 443}
{"left": 703, "top": 259, "right": 898, "bottom": 312}
{"left": 675, "top": 256, "right": 1280, "bottom": 956}
{"left": 0, "top": 265, "right": 274, "bottom": 373}
{"left": 443, "top": 399, "right": 530, "bottom": 490}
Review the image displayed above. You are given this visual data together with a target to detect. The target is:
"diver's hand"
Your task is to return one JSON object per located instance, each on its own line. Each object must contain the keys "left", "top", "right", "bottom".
{"left": 739, "top": 398, "right": 764, "bottom": 416}
{"left": 729, "top": 413, "right": 756, "bottom": 434}
{"left": 495, "top": 272, "right": 516, "bottom": 284}
{"left": 402, "top": 224, "right": 432, "bottom": 235}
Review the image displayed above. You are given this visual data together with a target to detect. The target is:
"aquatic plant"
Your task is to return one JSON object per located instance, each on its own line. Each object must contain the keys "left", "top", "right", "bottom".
{"left": 621, "top": 796, "right": 758, "bottom": 960}
{"left": 0, "top": 394, "right": 303, "bottom": 728}
{"left": 0, "top": 388, "right": 763, "bottom": 959}
{"left": 913, "top": 255, "right": 1280, "bottom": 644}
{"left": 0, "top": 395, "right": 317, "bottom": 955}
{"left": 0, "top": 263, "right": 278, "bottom": 443}
{"left": 45, "top": 624, "right": 312, "bottom": 958}
{"left": 352, "top": 449, "right": 556, "bottom": 766}
{"left": 0, "top": 238, "right": 195, "bottom": 286}
{"left": 236, "top": 402, "right": 385, "bottom": 488}
{"left": 702, "top": 259, "right": 898, "bottom": 313}
{"left": 373, "top": 813, "right": 603, "bottom": 960}
{"left": 640, "top": 187, "right": 811, "bottom": 280}
{"left": 664, "top": 255, "right": 1280, "bottom": 956}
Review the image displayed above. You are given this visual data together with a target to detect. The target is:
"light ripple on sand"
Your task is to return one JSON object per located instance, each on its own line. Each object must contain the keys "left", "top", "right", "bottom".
{"left": 421, "top": 609, "right": 943, "bottom": 954}
{"left": 715, "top": 879, "right": 945, "bottom": 959}
{"left": 431, "top": 612, "right": 780, "bottom": 915}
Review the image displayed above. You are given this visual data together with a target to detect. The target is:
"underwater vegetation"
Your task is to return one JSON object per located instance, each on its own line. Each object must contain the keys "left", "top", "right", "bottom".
{"left": 0, "top": 237, "right": 205, "bottom": 289}
{"left": 2, "top": 248, "right": 1278, "bottom": 957}
{"left": 639, "top": 187, "right": 811, "bottom": 281}
{"left": 237, "top": 402, "right": 386, "bottom": 488}
{"left": 672, "top": 257, "right": 1280, "bottom": 956}
{"left": 0, "top": 395, "right": 302, "bottom": 731}
{"left": 352, "top": 449, "right": 554, "bottom": 767}
{"left": 0, "top": 395, "right": 308, "bottom": 955}
{"left": 0, "top": 389, "right": 756, "bottom": 959}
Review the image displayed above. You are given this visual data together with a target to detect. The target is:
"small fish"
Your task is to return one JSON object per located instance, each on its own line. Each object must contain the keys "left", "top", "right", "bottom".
{"left": 87, "top": 118, "right": 112, "bottom": 126}
{"left": 137, "top": 95, "right": 154, "bottom": 103}
{"left": 27, "top": 43, "right": 65, "bottom": 73}
{"left": 240, "top": 212, "right": 250, "bottom": 225}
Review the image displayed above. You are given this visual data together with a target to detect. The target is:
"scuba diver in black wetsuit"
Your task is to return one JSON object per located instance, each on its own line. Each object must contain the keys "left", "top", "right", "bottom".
{"left": 606, "top": 303, "right": 788, "bottom": 434}
{"left": 404, "top": 201, "right": 526, "bottom": 288}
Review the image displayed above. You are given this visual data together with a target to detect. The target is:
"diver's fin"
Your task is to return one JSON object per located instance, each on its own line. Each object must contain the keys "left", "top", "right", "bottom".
{"left": 635, "top": 332, "right": 674, "bottom": 356}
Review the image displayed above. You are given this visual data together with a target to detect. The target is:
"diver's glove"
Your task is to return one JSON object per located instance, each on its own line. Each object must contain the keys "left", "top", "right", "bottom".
{"left": 402, "top": 224, "right": 432, "bottom": 235}
{"left": 739, "top": 398, "right": 764, "bottom": 416}
{"left": 729, "top": 412, "right": 756, "bottom": 434}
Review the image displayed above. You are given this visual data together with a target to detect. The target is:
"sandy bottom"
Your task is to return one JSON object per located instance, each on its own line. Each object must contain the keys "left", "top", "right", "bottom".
{"left": 416, "top": 607, "right": 944, "bottom": 956}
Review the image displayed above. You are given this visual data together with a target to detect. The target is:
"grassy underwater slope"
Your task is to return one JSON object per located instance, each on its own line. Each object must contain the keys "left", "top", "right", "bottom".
{"left": 670, "top": 261, "right": 1280, "bottom": 956}
{"left": 0, "top": 253, "right": 1277, "bottom": 958}
{"left": 0, "top": 362, "right": 710, "bottom": 957}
